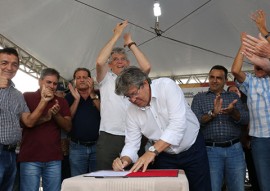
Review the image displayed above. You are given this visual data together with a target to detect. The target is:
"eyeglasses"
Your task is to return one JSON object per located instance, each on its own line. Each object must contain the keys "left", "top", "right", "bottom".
{"left": 124, "top": 86, "right": 143, "bottom": 100}
{"left": 112, "top": 57, "right": 128, "bottom": 62}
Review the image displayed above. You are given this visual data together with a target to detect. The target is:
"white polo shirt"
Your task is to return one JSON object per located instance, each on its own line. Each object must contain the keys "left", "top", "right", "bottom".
{"left": 98, "top": 71, "right": 129, "bottom": 135}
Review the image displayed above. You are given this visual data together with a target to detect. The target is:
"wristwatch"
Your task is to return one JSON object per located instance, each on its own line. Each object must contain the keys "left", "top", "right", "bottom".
{"left": 91, "top": 94, "right": 99, "bottom": 100}
{"left": 148, "top": 146, "right": 159, "bottom": 156}
{"left": 207, "top": 110, "right": 215, "bottom": 118}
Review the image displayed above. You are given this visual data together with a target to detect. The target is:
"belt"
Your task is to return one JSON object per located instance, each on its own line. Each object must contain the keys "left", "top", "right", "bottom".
{"left": 0, "top": 144, "right": 17, "bottom": 152}
{"left": 205, "top": 138, "right": 240, "bottom": 148}
{"left": 70, "top": 137, "right": 96, "bottom": 147}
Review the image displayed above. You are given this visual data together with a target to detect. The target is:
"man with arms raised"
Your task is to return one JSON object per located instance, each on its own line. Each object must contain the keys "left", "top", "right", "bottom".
{"left": 232, "top": 30, "right": 270, "bottom": 191}
{"left": 95, "top": 20, "right": 151, "bottom": 170}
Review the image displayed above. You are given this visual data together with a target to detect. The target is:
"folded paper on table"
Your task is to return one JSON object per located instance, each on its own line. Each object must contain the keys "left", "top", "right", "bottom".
{"left": 84, "top": 169, "right": 179, "bottom": 178}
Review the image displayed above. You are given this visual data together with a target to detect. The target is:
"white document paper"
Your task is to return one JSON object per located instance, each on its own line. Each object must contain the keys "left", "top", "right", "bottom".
{"left": 84, "top": 170, "right": 130, "bottom": 177}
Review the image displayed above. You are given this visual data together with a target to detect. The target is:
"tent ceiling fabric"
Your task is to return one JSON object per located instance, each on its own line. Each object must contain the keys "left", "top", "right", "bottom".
{"left": 0, "top": 0, "right": 269, "bottom": 80}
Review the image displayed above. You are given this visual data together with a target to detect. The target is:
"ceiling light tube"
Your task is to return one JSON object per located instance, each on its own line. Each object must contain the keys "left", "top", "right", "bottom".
{"left": 153, "top": 1, "right": 161, "bottom": 17}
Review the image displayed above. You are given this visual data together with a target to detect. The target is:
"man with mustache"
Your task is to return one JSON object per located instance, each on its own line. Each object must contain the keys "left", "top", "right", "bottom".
{"left": 65, "top": 68, "right": 100, "bottom": 176}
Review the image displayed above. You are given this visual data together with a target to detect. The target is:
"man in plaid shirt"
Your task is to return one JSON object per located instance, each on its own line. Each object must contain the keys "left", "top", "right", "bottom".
{"left": 191, "top": 65, "right": 249, "bottom": 191}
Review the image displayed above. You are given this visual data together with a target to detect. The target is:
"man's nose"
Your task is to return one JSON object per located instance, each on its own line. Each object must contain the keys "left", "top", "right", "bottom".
{"left": 129, "top": 96, "right": 137, "bottom": 102}
{"left": 6, "top": 63, "right": 13, "bottom": 70}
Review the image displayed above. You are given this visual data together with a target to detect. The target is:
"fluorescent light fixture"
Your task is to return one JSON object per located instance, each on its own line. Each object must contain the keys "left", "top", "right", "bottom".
{"left": 153, "top": 1, "right": 161, "bottom": 17}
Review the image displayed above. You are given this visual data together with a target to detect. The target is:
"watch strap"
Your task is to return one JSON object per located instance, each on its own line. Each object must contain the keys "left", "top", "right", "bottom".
{"left": 264, "top": 32, "right": 270, "bottom": 39}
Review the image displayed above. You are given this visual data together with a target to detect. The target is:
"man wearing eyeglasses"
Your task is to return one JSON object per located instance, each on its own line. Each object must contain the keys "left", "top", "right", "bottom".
{"left": 112, "top": 66, "right": 211, "bottom": 191}
{"left": 95, "top": 20, "right": 151, "bottom": 170}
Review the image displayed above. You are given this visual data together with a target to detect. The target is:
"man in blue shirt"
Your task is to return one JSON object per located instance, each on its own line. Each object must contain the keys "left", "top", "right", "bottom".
{"left": 191, "top": 65, "right": 249, "bottom": 191}
{"left": 66, "top": 68, "right": 100, "bottom": 176}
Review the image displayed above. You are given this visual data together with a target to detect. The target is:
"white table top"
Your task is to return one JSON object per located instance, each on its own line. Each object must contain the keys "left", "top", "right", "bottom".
{"left": 61, "top": 170, "right": 189, "bottom": 191}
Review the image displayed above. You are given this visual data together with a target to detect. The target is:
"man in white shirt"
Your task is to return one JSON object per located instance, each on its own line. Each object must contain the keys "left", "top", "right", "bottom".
{"left": 95, "top": 20, "right": 151, "bottom": 170}
{"left": 112, "top": 66, "right": 211, "bottom": 191}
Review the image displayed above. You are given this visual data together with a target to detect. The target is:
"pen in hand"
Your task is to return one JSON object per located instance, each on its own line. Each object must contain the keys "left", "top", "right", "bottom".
{"left": 119, "top": 153, "right": 125, "bottom": 171}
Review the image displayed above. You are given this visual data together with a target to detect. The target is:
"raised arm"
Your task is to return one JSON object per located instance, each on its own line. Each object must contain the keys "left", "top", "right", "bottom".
{"left": 231, "top": 33, "right": 247, "bottom": 83}
{"left": 96, "top": 20, "right": 128, "bottom": 82}
{"left": 251, "top": 10, "right": 270, "bottom": 43}
{"left": 123, "top": 33, "right": 151, "bottom": 74}
{"left": 243, "top": 34, "right": 270, "bottom": 59}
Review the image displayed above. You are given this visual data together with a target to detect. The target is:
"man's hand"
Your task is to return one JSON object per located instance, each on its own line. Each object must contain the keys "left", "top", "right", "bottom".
{"left": 86, "top": 77, "right": 95, "bottom": 95}
{"left": 49, "top": 99, "right": 60, "bottom": 116}
{"left": 243, "top": 34, "right": 270, "bottom": 58}
{"left": 112, "top": 156, "right": 130, "bottom": 171}
{"left": 220, "top": 99, "right": 237, "bottom": 115}
{"left": 130, "top": 152, "right": 156, "bottom": 172}
{"left": 68, "top": 83, "right": 80, "bottom": 100}
{"left": 113, "top": 20, "right": 128, "bottom": 38}
{"left": 242, "top": 47, "right": 270, "bottom": 72}
{"left": 251, "top": 10, "right": 268, "bottom": 33}
{"left": 0, "top": 67, "right": 9, "bottom": 88}
{"left": 0, "top": 76, "right": 8, "bottom": 88}
{"left": 213, "top": 94, "right": 223, "bottom": 116}
{"left": 41, "top": 85, "right": 54, "bottom": 102}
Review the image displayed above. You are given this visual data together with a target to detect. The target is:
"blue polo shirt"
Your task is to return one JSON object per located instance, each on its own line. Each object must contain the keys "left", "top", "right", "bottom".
{"left": 65, "top": 93, "right": 100, "bottom": 142}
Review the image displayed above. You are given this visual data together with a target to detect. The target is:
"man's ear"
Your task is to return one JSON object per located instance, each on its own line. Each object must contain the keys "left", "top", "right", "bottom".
{"left": 143, "top": 80, "right": 149, "bottom": 85}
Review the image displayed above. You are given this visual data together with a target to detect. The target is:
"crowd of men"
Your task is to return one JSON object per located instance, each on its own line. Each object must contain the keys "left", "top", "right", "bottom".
{"left": 1, "top": 9, "right": 270, "bottom": 191}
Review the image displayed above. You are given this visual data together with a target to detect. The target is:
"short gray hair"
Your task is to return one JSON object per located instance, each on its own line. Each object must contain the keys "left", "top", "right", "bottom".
{"left": 108, "top": 47, "right": 129, "bottom": 63}
{"left": 40, "top": 68, "right": 60, "bottom": 80}
{"left": 115, "top": 66, "right": 151, "bottom": 95}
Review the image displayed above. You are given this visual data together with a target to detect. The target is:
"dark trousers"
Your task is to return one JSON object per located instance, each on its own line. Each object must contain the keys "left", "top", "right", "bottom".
{"left": 153, "top": 132, "right": 212, "bottom": 191}
{"left": 96, "top": 131, "right": 148, "bottom": 170}
{"left": 244, "top": 147, "right": 260, "bottom": 191}
{"left": 61, "top": 155, "right": 71, "bottom": 182}
{"left": 96, "top": 132, "right": 125, "bottom": 170}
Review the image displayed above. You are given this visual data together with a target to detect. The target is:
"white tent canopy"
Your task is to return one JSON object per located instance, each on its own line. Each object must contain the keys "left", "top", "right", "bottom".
{"left": 0, "top": 0, "right": 269, "bottom": 81}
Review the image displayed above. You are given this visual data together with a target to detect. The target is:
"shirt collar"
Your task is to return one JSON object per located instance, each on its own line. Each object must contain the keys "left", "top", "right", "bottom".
{"left": 206, "top": 88, "right": 226, "bottom": 95}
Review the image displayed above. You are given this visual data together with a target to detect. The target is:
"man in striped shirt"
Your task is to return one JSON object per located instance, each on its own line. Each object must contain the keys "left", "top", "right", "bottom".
{"left": 232, "top": 34, "right": 270, "bottom": 191}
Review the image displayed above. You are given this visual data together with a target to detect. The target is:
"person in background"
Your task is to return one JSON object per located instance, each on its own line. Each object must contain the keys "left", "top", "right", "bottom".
{"left": 227, "top": 85, "right": 260, "bottom": 191}
{"left": 0, "top": 48, "right": 53, "bottom": 191}
{"left": 95, "top": 20, "right": 151, "bottom": 170}
{"left": 231, "top": 11, "right": 270, "bottom": 189}
{"left": 55, "top": 83, "right": 71, "bottom": 182}
{"left": 18, "top": 68, "right": 72, "bottom": 191}
{"left": 191, "top": 65, "right": 249, "bottom": 191}
{"left": 241, "top": 10, "right": 270, "bottom": 73}
{"left": 112, "top": 66, "right": 211, "bottom": 191}
{"left": 65, "top": 68, "right": 100, "bottom": 176}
